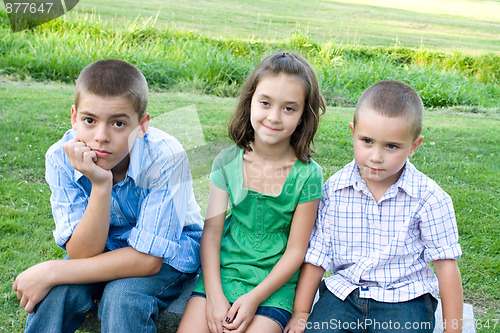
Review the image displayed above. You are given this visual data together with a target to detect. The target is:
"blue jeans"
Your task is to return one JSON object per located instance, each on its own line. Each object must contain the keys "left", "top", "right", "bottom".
{"left": 305, "top": 282, "right": 438, "bottom": 333}
{"left": 25, "top": 263, "right": 195, "bottom": 333}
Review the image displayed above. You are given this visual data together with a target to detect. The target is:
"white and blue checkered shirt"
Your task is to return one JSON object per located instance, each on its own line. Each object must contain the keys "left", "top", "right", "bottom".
{"left": 45, "top": 128, "right": 203, "bottom": 273}
{"left": 305, "top": 160, "right": 461, "bottom": 302}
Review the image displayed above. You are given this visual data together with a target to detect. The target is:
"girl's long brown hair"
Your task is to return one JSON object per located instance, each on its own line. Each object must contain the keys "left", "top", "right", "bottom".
{"left": 228, "top": 52, "right": 325, "bottom": 163}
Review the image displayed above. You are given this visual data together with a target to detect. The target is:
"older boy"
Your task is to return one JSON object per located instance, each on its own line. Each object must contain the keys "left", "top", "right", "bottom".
{"left": 13, "top": 59, "right": 203, "bottom": 332}
{"left": 285, "top": 81, "right": 463, "bottom": 333}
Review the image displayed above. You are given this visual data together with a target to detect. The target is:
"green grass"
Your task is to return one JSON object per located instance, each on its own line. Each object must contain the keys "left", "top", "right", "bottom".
{"left": 1, "top": 78, "right": 499, "bottom": 332}
{"left": 74, "top": 0, "right": 500, "bottom": 54}
{"left": 0, "top": 10, "right": 498, "bottom": 109}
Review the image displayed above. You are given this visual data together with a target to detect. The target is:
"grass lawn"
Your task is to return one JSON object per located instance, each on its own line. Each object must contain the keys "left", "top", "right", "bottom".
{"left": 0, "top": 78, "right": 499, "bottom": 332}
{"left": 75, "top": 0, "right": 500, "bottom": 54}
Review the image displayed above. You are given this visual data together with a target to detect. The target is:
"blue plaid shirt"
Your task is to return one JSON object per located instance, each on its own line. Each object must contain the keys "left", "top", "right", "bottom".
{"left": 305, "top": 160, "right": 461, "bottom": 302}
{"left": 45, "top": 128, "right": 203, "bottom": 273}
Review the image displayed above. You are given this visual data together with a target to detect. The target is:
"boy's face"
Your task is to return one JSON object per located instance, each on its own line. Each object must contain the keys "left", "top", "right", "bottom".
{"left": 71, "top": 93, "right": 149, "bottom": 174}
{"left": 350, "top": 108, "right": 423, "bottom": 191}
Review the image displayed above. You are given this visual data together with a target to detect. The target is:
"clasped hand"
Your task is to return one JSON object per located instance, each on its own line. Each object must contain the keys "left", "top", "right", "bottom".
{"left": 207, "top": 292, "right": 260, "bottom": 333}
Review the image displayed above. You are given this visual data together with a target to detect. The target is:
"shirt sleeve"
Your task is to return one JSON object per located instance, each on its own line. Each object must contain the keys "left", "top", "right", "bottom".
{"left": 45, "top": 149, "right": 88, "bottom": 250}
{"left": 210, "top": 151, "right": 227, "bottom": 190}
{"left": 304, "top": 183, "right": 333, "bottom": 272}
{"left": 127, "top": 147, "right": 194, "bottom": 260}
{"left": 209, "top": 146, "right": 242, "bottom": 191}
{"left": 420, "top": 189, "right": 462, "bottom": 262}
{"left": 298, "top": 163, "right": 323, "bottom": 204}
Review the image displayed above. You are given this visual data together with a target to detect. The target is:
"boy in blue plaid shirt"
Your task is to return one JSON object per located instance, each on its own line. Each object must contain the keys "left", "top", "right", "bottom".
{"left": 285, "top": 81, "right": 463, "bottom": 333}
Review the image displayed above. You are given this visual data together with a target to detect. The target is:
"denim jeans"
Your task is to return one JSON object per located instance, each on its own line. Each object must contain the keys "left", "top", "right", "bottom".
{"left": 25, "top": 263, "right": 195, "bottom": 333}
{"left": 305, "top": 282, "right": 438, "bottom": 333}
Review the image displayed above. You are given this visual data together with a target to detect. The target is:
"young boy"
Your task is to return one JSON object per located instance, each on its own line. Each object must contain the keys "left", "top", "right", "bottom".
{"left": 12, "top": 59, "right": 203, "bottom": 332}
{"left": 285, "top": 81, "right": 463, "bottom": 333}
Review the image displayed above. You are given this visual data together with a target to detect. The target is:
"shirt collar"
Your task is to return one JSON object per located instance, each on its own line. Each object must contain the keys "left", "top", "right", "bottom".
{"left": 395, "top": 160, "right": 419, "bottom": 198}
{"left": 74, "top": 169, "right": 85, "bottom": 181}
{"left": 331, "top": 159, "right": 361, "bottom": 191}
{"left": 332, "top": 159, "right": 419, "bottom": 199}
{"left": 126, "top": 136, "right": 147, "bottom": 183}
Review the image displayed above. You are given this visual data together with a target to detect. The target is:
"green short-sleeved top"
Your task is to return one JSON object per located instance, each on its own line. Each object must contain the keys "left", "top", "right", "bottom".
{"left": 194, "top": 145, "right": 323, "bottom": 313}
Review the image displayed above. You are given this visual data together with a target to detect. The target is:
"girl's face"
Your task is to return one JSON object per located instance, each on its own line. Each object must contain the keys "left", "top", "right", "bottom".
{"left": 250, "top": 73, "right": 305, "bottom": 148}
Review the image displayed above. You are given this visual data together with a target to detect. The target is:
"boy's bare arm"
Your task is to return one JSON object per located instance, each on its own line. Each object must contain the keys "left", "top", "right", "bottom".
{"left": 13, "top": 246, "right": 163, "bottom": 313}
{"left": 63, "top": 139, "right": 113, "bottom": 258}
{"left": 284, "top": 263, "right": 325, "bottom": 333}
{"left": 433, "top": 259, "right": 463, "bottom": 333}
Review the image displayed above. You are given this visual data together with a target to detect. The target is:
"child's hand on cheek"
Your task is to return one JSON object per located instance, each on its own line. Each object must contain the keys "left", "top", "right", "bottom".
{"left": 63, "top": 139, "right": 112, "bottom": 185}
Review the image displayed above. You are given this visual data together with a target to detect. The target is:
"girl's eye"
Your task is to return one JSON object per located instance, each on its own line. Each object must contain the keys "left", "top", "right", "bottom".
{"left": 83, "top": 118, "right": 94, "bottom": 125}
{"left": 260, "top": 101, "right": 270, "bottom": 107}
{"left": 283, "top": 106, "right": 294, "bottom": 112}
{"left": 114, "top": 121, "right": 125, "bottom": 128}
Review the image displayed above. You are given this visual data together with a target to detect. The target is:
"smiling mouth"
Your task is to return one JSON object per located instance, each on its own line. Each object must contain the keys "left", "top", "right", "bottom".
{"left": 263, "top": 124, "right": 281, "bottom": 132}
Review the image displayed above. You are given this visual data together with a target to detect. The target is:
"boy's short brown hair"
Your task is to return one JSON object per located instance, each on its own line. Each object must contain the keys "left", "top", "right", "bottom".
{"left": 74, "top": 59, "right": 148, "bottom": 119}
{"left": 354, "top": 80, "right": 424, "bottom": 139}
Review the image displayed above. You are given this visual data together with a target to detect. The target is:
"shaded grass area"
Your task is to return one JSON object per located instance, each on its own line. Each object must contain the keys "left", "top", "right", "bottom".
{"left": 0, "top": 79, "right": 498, "bottom": 332}
{"left": 0, "top": 10, "right": 499, "bottom": 109}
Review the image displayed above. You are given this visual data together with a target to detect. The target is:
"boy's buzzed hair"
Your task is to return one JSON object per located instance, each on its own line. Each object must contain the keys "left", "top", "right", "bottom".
{"left": 354, "top": 80, "right": 424, "bottom": 139}
{"left": 74, "top": 59, "right": 148, "bottom": 119}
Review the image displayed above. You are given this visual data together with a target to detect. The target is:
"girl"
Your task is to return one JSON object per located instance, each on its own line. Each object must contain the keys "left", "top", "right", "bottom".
{"left": 177, "top": 52, "right": 326, "bottom": 333}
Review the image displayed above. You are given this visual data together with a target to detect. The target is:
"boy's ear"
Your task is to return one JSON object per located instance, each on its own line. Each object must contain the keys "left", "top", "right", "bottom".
{"left": 349, "top": 122, "right": 355, "bottom": 135}
{"left": 408, "top": 135, "right": 424, "bottom": 158}
{"left": 70, "top": 105, "right": 77, "bottom": 130}
{"left": 136, "top": 113, "right": 150, "bottom": 138}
